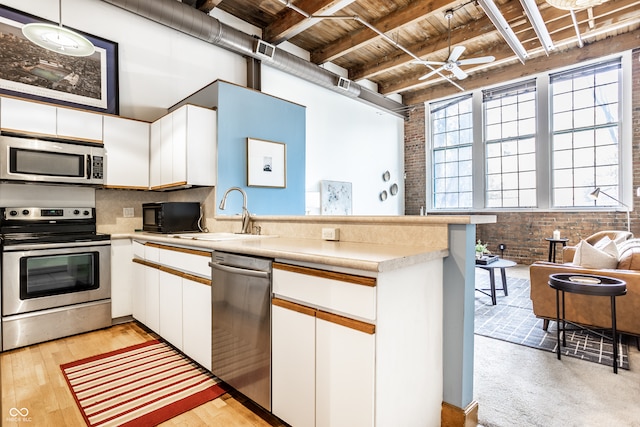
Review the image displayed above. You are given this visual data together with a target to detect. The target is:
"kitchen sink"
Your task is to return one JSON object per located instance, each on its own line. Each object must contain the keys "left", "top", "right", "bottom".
{"left": 167, "top": 232, "right": 272, "bottom": 241}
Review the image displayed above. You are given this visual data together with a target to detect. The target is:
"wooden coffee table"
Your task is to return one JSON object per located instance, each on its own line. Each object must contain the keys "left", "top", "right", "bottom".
{"left": 475, "top": 258, "right": 517, "bottom": 305}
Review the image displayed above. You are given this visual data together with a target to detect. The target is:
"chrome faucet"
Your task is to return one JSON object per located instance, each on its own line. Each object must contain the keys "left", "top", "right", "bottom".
{"left": 219, "top": 187, "right": 252, "bottom": 234}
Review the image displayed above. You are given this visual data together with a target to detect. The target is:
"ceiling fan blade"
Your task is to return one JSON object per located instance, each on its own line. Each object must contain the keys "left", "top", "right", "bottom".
{"left": 419, "top": 66, "right": 445, "bottom": 81}
{"left": 448, "top": 45, "right": 466, "bottom": 62}
{"left": 412, "top": 59, "right": 446, "bottom": 66}
{"left": 457, "top": 55, "right": 496, "bottom": 65}
{"left": 451, "top": 65, "right": 468, "bottom": 80}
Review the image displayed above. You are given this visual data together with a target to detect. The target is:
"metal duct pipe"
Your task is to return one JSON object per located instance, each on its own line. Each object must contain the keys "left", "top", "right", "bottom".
{"left": 101, "top": 0, "right": 407, "bottom": 117}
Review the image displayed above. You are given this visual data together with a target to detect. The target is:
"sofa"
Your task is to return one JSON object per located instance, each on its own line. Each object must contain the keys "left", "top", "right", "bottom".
{"left": 530, "top": 236, "right": 640, "bottom": 337}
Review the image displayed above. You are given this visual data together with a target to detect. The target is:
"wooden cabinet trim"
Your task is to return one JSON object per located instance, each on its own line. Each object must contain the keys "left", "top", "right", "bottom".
{"left": 150, "top": 181, "right": 189, "bottom": 190}
{"left": 273, "top": 262, "right": 376, "bottom": 287}
{"left": 316, "top": 310, "right": 375, "bottom": 335}
{"left": 272, "top": 297, "right": 375, "bottom": 335}
{"left": 132, "top": 258, "right": 211, "bottom": 286}
{"left": 272, "top": 297, "right": 316, "bottom": 317}
{"left": 145, "top": 242, "right": 211, "bottom": 258}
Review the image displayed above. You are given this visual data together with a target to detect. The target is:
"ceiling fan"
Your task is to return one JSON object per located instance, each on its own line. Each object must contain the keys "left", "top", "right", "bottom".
{"left": 414, "top": 9, "right": 495, "bottom": 82}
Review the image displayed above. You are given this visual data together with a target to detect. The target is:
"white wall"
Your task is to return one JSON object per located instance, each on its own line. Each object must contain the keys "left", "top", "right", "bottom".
{"left": 2, "top": 0, "right": 405, "bottom": 215}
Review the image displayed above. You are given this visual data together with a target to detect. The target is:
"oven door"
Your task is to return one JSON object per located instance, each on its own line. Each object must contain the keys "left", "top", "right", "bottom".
{"left": 2, "top": 240, "right": 111, "bottom": 316}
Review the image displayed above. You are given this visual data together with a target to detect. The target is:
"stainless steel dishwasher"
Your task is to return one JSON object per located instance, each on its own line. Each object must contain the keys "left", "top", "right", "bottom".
{"left": 209, "top": 251, "right": 272, "bottom": 411}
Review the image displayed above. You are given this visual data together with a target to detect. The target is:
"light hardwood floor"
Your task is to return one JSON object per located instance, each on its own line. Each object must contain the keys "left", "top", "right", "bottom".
{"left": 1, "top": 322, "right": 286, "bottom": 427}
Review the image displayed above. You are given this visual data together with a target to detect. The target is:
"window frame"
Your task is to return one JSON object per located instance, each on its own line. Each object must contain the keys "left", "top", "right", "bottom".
{"left": 424, "top": 50, "right": 633, "bottom": 213}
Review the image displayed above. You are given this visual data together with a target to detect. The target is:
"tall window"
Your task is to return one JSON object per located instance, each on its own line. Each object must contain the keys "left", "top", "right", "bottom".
{"left": 550, "top": 59, "right": 621, "bottom": 207}
{"left": 483, "top": 80, "right": 537, "bottom": 208}
{"left": 430, "top": 95, "right": 473, "bottom": 209}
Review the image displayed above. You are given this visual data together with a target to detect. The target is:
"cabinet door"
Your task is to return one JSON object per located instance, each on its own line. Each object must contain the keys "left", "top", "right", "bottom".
{"left": 272, "top": 302, "right": 316, "bottom": 427}
{"left": 103, "top": 116, "right": 150, "bottom": 188}
{"left": 185, "top": 105, "right": 216, "bottom": 186}
{"left": 145, "top": 266, "right": 160, "bottom": 333}
{"left": 316, "top": 317, "right": 375, "bottom": 427}
{"left": 159, "top": 113, "right": 174, "bottom": 186}
{"left": 171, "top": 106, "right": 187, "bottom": 185}
{"left": 149, "top": 119, "right": 162, "bottom": 188}
{"left": 56, "top": 108, "right": 103, "bottom": 142}
{"left": 159, "top": 271, "right": 183, "bottom": 350}
{"left": 131, "top": 260, "right": 146, "bottom": 324}
{"left": 183, "top": 278, "right": 212, "bottom": 371}
{"left": 0, "top": 97, "right": 56, "bottom": 136}
{"left": 111, "top": 239, "right": 133, "bottom": 318}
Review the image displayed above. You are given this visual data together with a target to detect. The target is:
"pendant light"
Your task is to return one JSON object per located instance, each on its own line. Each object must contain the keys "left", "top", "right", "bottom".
{"left": 22, "top": 0, "right": 95, "bottom": 57}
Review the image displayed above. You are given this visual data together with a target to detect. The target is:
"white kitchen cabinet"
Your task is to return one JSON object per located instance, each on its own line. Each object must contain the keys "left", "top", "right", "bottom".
{"left": 0, "top": 97, "right": 56, "bottom": 136}
{"left": 272, "top": 302, "right": 316, "bottom": 427}
{"left": 183, "top": 277, "right": 212, "bottom": 371}
{"left": 56, "top": 108, "right": 103, "bottom": 142}
{"left": 149, "top": 104, "right": 216, "bottom": 190}
{"left": 0, "top": 97, "right": 104, "bottom": 142}
{"left": 272, "top": 263, "right": 376, "bottom": 427}
{"left": 111, "top": 239, "right": 133, "bottom": 318}
{"left": 145, "top": 265, "right": 160, "bottom": 334}
{"left": 131, "top": 258, "right": 146, "bottom": 324}
{"left": 159, "top": 270, "right": 183, "bottom": 350}
{"left": 103, "top": 115, "right": 150, "bottom": 189}
{"left": 316, "top": 316, "right": 375, "bottom": 427}
{"left": 130, "top": 241, "right": 212, "bottom": 369}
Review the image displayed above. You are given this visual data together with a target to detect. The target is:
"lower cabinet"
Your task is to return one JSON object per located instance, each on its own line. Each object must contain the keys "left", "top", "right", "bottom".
{"left": 131, "top": 241, "right": 212, "bottom": 371}
{"left": 272, "top": 300, "right": 376, "bottom": 427}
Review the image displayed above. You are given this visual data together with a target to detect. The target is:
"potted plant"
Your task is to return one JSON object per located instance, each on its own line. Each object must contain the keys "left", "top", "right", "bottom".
{"left": 475, "top": 240, "right": 490, "bottom": 259}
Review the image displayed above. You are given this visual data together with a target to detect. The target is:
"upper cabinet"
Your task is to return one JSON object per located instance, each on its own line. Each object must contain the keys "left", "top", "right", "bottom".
{"left": 149, "top": 104, "right": 216, "bottom": 190}
{"left": 103, "top": 116, "right": 150, "bottom": 189}
{"left": 0, "top": 97, "right": 103, "bottom": 143}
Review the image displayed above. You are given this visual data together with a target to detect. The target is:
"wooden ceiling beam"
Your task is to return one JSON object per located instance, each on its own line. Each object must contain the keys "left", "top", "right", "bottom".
{"left": 196, "top": 0, "right": 223, "bottom": 13}
{"left": 310, "top": 0, "right": 456, "bottom": 64}
{"left": 264, "top": 0, "right": 355, "bottom": 44}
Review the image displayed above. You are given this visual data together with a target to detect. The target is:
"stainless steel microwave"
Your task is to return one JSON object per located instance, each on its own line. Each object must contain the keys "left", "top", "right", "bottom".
{"left": 0, "top": 135, "right": 105, "bottom": 185}
{"left": 142, "top": 202, "right": 201, "bottom": 233}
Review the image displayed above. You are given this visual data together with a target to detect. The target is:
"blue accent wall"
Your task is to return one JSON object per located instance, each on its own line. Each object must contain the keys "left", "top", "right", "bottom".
{"left": 215, "top": 81, "right": 306, "bottom": 215}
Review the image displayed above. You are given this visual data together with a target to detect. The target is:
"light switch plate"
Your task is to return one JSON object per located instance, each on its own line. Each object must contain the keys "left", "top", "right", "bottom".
{"left": 123, "top": 207, "right": 134, "bottom": 218}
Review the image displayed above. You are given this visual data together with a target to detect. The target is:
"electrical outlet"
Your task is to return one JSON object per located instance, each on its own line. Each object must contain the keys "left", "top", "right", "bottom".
{"left": 123, "top": 207, "right": 134, "bottom": 218}
{"left": 322, "top": 227, "right": 340, "bottom": 241}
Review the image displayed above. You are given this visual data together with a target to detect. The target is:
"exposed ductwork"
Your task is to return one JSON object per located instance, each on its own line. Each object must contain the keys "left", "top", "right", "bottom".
{"left": 101, "top": 0, "right": 408, "bottom": 117}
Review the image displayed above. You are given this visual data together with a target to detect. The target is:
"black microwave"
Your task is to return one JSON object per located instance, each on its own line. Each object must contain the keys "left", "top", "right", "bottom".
{"left": 142, "top": 202, "right": 201, "bottom": 233}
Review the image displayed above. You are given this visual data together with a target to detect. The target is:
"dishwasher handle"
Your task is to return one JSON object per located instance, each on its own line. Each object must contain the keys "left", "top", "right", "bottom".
{"left": 209, "top": 261, "right": 271, "bottom": 279}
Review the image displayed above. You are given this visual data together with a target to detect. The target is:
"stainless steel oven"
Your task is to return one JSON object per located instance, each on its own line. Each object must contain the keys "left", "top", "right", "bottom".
{"left": 0, "top": 207, "right": 111, "bottom": 351}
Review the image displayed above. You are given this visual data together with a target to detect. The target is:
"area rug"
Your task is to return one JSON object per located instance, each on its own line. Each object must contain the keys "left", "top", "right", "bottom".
{"left": 474, "top": 274, "right": 630, "bottom": 370}
{"left": 61, "top": 340, "right": 225, "bottom": 427}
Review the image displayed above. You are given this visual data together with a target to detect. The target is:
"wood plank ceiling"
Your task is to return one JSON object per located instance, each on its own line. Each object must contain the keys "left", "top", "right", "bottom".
{"left": 186, "top": 0, "right": 640, "bottom": 107}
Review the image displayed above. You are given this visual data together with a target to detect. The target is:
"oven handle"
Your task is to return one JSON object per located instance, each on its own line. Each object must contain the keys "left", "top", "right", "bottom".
{"left": 2, "top": 240, "right": 111, "bottom": 251}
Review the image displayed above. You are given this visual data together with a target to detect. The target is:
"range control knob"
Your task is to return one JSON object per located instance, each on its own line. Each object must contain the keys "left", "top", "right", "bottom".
{"left": 74, "top": 209, "right": 80, "bottom": 215}
{"left": 9, "top": 210, "right": 18, "bottom": 216}
{"left": 22, "top": 209, "right": 29, "bottom": 216}
{"left": 83, "top": 210, "right": 90, "bottom": 216}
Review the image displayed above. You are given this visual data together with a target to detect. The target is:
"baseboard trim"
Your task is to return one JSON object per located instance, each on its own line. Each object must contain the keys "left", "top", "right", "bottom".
{"left": 441, "top": 400, "right": 479, "bottom": 427}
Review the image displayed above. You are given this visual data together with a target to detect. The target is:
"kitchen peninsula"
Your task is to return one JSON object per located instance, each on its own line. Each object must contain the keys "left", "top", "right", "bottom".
{"left": 109, "top": 214, "right": 495, "bottom": 426}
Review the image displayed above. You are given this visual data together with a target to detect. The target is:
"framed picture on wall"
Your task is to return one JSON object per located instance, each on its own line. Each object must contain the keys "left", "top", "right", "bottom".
{"left": 320, "top": 180, "right": 352, "bottom": 215}
{"left": 247, "top": 137, "right": 286, "bottom": 188}
{"left": 0, "top": 5, "right": 119, "bottom": 114}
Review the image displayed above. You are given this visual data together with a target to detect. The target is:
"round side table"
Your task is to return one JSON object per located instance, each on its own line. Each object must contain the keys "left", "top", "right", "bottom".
{"left": 548, "top": 273, "right": 627, "bottom": 373}
{"left": 545, "top": 238, "right": 569, "bottom": 263}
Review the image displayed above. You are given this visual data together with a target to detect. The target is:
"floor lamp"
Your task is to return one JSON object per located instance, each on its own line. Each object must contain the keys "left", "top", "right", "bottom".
{"left": 589, "top": 187, "right": 631, "bottom": 232}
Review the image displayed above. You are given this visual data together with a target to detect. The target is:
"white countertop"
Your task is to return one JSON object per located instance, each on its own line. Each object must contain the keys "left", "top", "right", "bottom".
{"left": 114, "top": 232, "right": 448, "bottom": 273}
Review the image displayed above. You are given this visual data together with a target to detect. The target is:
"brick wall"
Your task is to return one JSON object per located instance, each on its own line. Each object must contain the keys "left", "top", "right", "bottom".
{"left": 404, "top": 48, "right": 640, "bottom": 266}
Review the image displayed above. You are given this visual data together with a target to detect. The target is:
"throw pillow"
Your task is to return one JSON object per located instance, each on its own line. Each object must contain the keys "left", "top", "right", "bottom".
{"left": 572, "top": 237, "right": 619, "bottom": 269}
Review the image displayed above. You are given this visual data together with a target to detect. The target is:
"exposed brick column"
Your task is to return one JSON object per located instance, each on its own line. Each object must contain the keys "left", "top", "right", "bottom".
{"left": 404, "top": 103, "right": 426, "bottom": 215}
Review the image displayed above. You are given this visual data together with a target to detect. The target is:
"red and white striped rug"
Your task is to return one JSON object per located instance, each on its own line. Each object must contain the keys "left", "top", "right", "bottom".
{"left": 61, "top": 340, "right": 225, "bottom": 427}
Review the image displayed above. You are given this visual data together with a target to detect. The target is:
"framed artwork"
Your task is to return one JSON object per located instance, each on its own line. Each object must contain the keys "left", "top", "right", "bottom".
{"left": 321, "top": 180, "right": 352, "bottom": 215}
{"left": 247, "top": 138, "right": 286, "bottom": 188}
{"left": 0, "top": 5, "right": 119, "bottom": 114}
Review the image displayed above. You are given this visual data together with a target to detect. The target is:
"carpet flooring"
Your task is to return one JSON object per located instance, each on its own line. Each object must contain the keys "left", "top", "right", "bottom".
{"left": 474, "top": 273, "right": 629, "bottom": 370}
{"left": 61, "top": 340, "right": 225, "bottom": 427}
